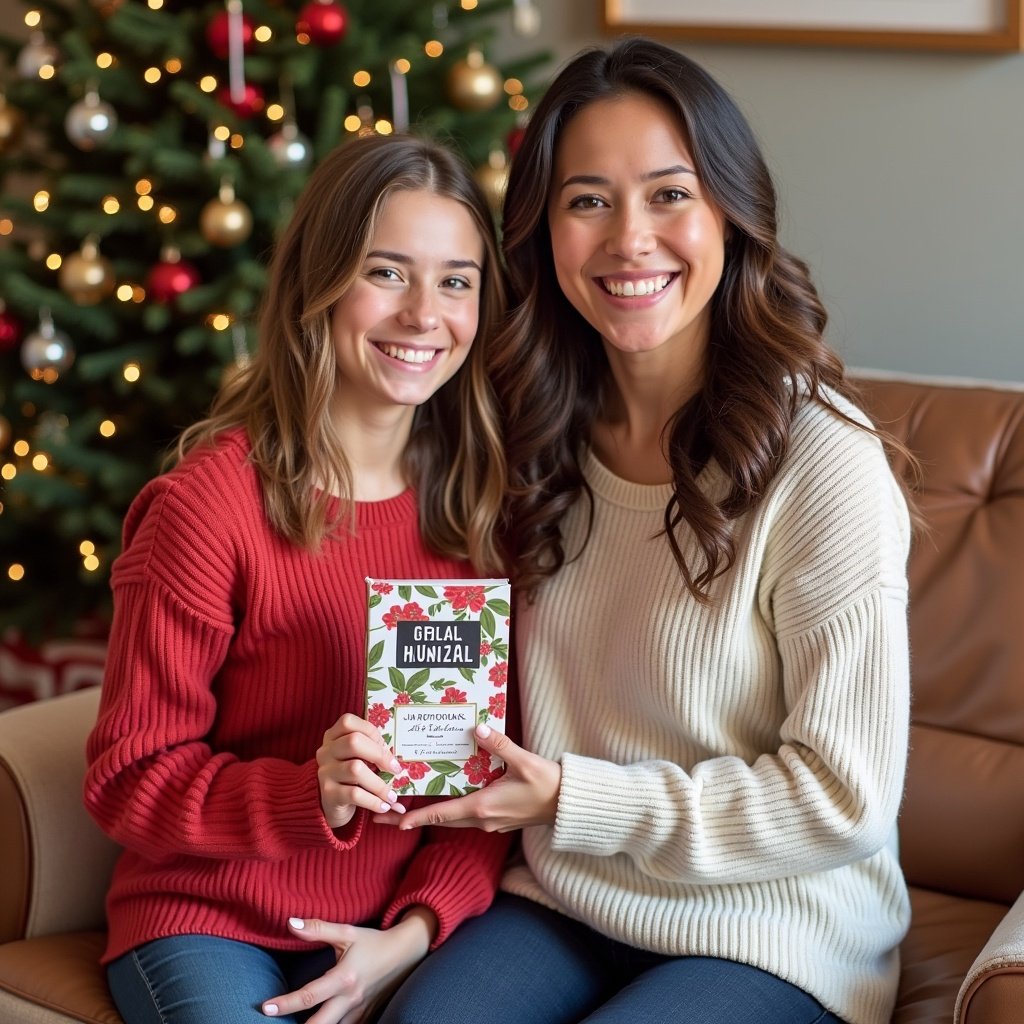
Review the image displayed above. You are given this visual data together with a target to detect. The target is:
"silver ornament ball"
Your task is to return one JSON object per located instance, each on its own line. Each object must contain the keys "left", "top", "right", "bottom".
{"left": 17, "top": 34, "right": 59, "bottom": 78}
{"left": 21, "top": 324, "right": 75, "bottom": 381}
{"left": 66, "top": 93, "right": 118, "bottom": 151}
{"left": 268, "top": 124, "right": 313, "bottom": 169}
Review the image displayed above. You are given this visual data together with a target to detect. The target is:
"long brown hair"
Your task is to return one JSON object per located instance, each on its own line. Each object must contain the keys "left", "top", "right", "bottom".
{"left": 176, "top": 133, "right": 507, "bottom": 573}
{"left": 493, "top": 37, "right": 913, "bottom": 599}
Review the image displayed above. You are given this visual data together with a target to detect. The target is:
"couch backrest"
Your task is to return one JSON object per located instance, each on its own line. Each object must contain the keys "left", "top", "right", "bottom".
{"left": 853, "top": 375, "right": 1024, "bottom": 906}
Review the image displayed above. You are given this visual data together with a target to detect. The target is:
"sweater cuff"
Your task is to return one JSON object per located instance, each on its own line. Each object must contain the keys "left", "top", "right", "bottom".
{"left": 277, "top": 759, "right": 367, "bottom": 851}
{"left": 552, "top": 753, "right": 667, "bottom": 857}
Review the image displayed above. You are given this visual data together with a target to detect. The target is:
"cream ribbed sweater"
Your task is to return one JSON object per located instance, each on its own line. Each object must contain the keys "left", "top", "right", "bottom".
{"left": 503, "top": 393, "right": 911, "bottom": 1024}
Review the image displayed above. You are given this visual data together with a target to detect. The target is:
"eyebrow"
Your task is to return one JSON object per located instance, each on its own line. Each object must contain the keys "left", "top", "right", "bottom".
{"left": 557, "top": 165, "right": 696, "bottom": 191}
{"left": 366, "top": 249, "right": 481, "bottom": 272}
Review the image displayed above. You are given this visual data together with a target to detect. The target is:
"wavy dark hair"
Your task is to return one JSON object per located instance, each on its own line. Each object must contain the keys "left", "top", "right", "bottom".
{"left": 493, "top": 37, "right": 913, "bottom": 599}
{"left": 176, "top": 133, "right": 507, "bottom": 574}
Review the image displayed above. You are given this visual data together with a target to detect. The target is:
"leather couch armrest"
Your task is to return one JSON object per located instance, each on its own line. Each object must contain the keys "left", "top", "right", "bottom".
{"left": 0, "top": 687, "right": 119, "bottom": 943}
{"left": 956, "top": 890, "right": 1024, "bottom": 1024}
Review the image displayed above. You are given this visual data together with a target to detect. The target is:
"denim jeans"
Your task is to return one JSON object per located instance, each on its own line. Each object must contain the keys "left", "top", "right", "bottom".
{"left": 379, "top": 894, "right": 845, "bottom": 1024}
{"left": 107, "top": 934, "right": 337, "bottom": 1024}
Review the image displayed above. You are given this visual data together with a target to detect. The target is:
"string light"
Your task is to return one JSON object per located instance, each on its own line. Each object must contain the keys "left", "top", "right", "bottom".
{"left": 230, "top": 133, "right": 244, "bottom": 149}
{"left": 99, "top": 420, "right": 116, "bottom": 437}
{"left": 266, "top": 103, "right": 285, "bottom": 121}
{"left": 0, "top": 219, "right": 12, "bottom": 235}
{"left": 144, "top": 66, "right": 162, "bottom": 84}
{"left": 33, "top": 190, "right": 49, "bottom": 212}
{"left": 38, "top": 64, "right": 55, "bottom": 80}
{"left": 200, "top": 75, "right": 218, "bottom": 93}
{"left": 103, "top": 195, "right": 120, "bottom": 214}
{"left": 123, "top": 362, "right": 141, "bottom": 382}
{"left": 31, "top": 453, "right": 48, "bottom": 471}
{"left": 424, "top": 41, "right": 444, "bottom": 57}
{"left": 353, "top": 70, "right": 371, "bottom": 87}
{"left": 132, "top": 285, "right": 146, "bottom": 302}
{"left": 344, "top": 114, "right": 361, "bottom": 132}
{"left": 157, "top": 205, "right": 177, "bottom": 223}
{"left": 80, "top": 540, "right": 96, "bottom": 555}
{"left": 147, "top": 0, "right": 163, "bottom": 9}
{"left": 13, "top": 440, "right": 29, "bottom": 457}
{"left": 1, "top": 464, "right": 16, "bottom": 481}
{"left": 116, "top": 284, "right": 134, "bottom": 301}
{"left": 7, "top": 564, "right": 24, "bottom": 581}
{"left": 135, "top": 178, "right": 153, "bottom": 195}
{"left": 509, "top": 95, "right": 529, "bottom": 112}
{"left": 164, "top": 57, "right": 182, "bottom": 73}
{"left": 213, "top": 124, "right": 231, "bottom": 141}
{"left": 137, "top": 195, "right": 154, "bottom": 211}
{"left": 96, "top": 52, "right": 114, "bottom": 69}
{"left": 45, "top": 253, "right": 62, "bottom": 269}
{"left": 255, "top": 25, "right": 272, "bottom": 42}
{"left": 207, "top": 313, "right": 232, "bottom": 331}
{"left": 504, "top": 78, "right": 523, "bottom": 95}
{"left": 394, "top": 58, "right": 411, "bottom": 74}
{"left": 24, "top": 10, "right": 41, "bottom": 27}
{"left": 375, "top": 119, "right": 393, "bottom": 135}
{"left": 83, "top": 554, "right": 100, "bottom": 572}
{"left": 461, "top": 0, "right": 478, "bottom": 8}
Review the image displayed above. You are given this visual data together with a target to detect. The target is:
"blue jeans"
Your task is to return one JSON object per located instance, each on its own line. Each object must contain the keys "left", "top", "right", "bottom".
{"left": 107, "top": 934, "right": 337, "bottom": 1024}
{"left": 379, "top": 894, "right": 844, "bottom": 1024}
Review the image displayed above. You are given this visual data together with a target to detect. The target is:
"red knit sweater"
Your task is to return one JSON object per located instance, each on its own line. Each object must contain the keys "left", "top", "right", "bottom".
{"left": 84, "top": 429, "right": 510, "bottom": 965}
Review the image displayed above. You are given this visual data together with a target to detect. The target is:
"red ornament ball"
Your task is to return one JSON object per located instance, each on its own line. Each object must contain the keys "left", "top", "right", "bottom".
{"left": 217, "top": 82, "right": 265, "bottom": 119}
{"left": 206, "top": 10, "right": 256, "bottom": 60}
{"left": 0, "top": 308, "right": 21, "bottom": 352}
{"left": 146, "top": 258, "right": 201, "bottom": 304}
{"left": 507, "top": 125, "right": 526, "bottom": 158}
{"left": 297, "top": 1, "right": 348, "bottom": 46}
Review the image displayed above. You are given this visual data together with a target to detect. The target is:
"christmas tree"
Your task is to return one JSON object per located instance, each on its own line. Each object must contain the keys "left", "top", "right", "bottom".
{"left": 0, "top": 0, "right": 548, "bottom": 639}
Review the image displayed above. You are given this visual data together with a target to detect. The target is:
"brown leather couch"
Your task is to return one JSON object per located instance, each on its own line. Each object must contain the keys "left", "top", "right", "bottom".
{"left": 1, "top": 372, "right": 1022, "bottom": 1024}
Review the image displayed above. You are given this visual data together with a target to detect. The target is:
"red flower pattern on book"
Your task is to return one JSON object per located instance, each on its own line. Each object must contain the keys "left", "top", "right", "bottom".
{"left": 368, "top": 703, "right": 391, "bottom": 728}
{"left": 465, "top": 751, "right": 492, "bottom": 786}
{"left": 488, "top": 662, "right": 508, "bottom": 687}
{"left": 479, "top": 641, "right": 492, "bottom": 656}
{"left": 382, "top": 602, "right": 428, "bottom": 629}
{"left": 487, "top": 693, "right": 506, "bottom": 719}
{"left": 400, "top": 760, "right": 430, "bottom": 780}
{"left": 393, "top": 775, "right": 410, "bottom": 790}
{"left": 371, "top": 581, "right": 394, "bottom": 595}
{"left": 440, "top": 686, "right": 467, "bottom": 703}
{"left": 443, "top": 585, "right": 487, "bottom": 613}
{"left": 393, "top": 692, "right": 411, "bottom": 705}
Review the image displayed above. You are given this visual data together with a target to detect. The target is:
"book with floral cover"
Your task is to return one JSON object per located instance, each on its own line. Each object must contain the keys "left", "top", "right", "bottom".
{"left": 364, "top": 578, "right": 511, "bottom": 797}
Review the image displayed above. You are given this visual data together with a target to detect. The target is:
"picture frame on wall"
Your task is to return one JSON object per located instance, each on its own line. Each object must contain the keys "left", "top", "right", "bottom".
{"left": 602, "top": 0, "right": 1024, "bottom": 51}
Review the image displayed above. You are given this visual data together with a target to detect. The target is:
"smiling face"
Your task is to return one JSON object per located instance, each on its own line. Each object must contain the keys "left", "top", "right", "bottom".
{"left": 330, "top": 188, "right": 485, "bottom": 420}
{"left": 547, "top": 91, "right": 728, "bottom": 380}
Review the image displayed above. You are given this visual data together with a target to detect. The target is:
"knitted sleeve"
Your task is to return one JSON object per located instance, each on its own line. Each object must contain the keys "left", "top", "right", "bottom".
{"left": 552, "top": 407, "right": 911, "bottom": 883}
{"left": 83, "top": 457, "right": 354, "bottom": 861}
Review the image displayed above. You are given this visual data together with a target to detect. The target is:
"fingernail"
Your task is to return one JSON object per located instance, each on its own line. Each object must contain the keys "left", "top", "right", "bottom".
{"left": 393, "top": 803, "right": 406, "bottom": 814}
{"left": 380, "top": 801, "right": 391, "bottom": 812}
{"left": 477, "top": 723, "right": 492, "bottom": 739}
{"left": 387, "top": 790, "right": 398, "bottom": 803}
{"left": 263, "top": 1005, "right": 279, "bottom": 1016}
{"left": 288, "top": 917, "right": 304, "bottom": 930}
{"left": 390, "top": 758, "right": 401, "bottom": 772}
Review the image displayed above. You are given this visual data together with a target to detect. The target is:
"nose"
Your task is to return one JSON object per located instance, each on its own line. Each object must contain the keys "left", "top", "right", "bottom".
{"left": 606, "top": 203, "right": 654, "bottom": 260}
{"left": 397, "top": 285, "right": 440, "bottom": 333}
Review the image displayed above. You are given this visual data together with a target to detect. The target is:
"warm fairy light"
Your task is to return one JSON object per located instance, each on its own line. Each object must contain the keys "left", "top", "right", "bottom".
{"left": 509, "top": 95, "right": 529, "bottom": 112}
{"left": 31, "top": 453, "right": 48, "bottom": 471}
{"left": 213, "top": 124, "right": 231, "bottom": 141}
{"left": 504, "top": 78, "right": 523, "bottom": 95}
{"left": 132, "top": 285, "right": 146, "bottom": 303}
{"left": 7, "top": 563, "right": 24, "bottom": 581}
{"left": 353, "top": 70, "right": 371, "bottom": 87}
{"left": 158, "top": 205, "right": 177, "bottom": 224}
{"left": 165, "top": 57, "right": 182, "bottom": 73}
{"left": 394, "top": 58, "right": 411, "bottom": 74}
{"left": 208, "top": 313, "right": 232, "bottom": 331}
{"left": 99, "top": 420, "right": 116, "bottom": 437}
{"left": 80, "top": 540, "right": 96, "bottom": 556}
{"left": 39, "top": 64, "right": 55, "bottom": 80}
{"left": 103, "top": 195, "right": 120, "bottom": 214}
{"left": 200, "top": 75, "right": 218, "bottom": 93}
{"left": 424, "top": 40, "right": 444, "bottom": 57}
{"left": 96, "top": 52, "right": 114, "bottom": 69}
{"left": 13, "top": 440, "right": 29, "bottom": 457}
{"left": 266, "top": 103, "right": 285, "bottom": 121}
{"left": 24, "top": 10, "right": 41, "bottom": 27}
{"left": 147, "top": 0, "right": 163, "bottom": 9}
{"left": 296, "top": 31, "right": 310, "bottom": 45}
{"left": 144, "top": 67, "right": 162, "bottom": 84}
{"left": 375, "top": 119, "right": 393, "bottom": 135}
{"left": 46, "top": 253, "right": 62, "bottom": 270}
{"left": 0, "top": 219, "right": 12, "bottom": 235}
{"left": 33, "top": 190, "right": 49, "bottom": 212}
{"left": 117, "top": 284, "right": 133, "bottom": 301}
{"left": 123, "top": 362, "right": 141, "bottom": 382}
{"left": 83, "top": 554, "right": 101, "bottom": 572}
{"left": 230, "top": 133, "right": 244, "bottom": 149}
{"left": 461, "top": 0, "right": 478, "bottom": 9}
{"left": 344, "top": 114, "right": 361, "bottom": 132}
{"left": 254, "top": 25, "right": 272, "bottom": 42}
{"left": 1, "top": 464, "right": 15, "bottom": 481}
{"left": 135, "top": 178, "right": 153, "bottom": 195}
{"left": 137, "top": 195, "right": 154, "bottom": 211}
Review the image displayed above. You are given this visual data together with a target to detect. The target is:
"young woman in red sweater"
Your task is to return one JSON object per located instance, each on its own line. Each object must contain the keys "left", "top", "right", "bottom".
{"left": 83, "top": 134, "right": 510, "bottom": 1024}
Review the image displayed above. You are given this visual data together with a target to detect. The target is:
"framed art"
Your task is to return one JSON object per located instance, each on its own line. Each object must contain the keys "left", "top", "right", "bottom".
{"left": 602, "top": 0, "right": 1024, "bottom": 51}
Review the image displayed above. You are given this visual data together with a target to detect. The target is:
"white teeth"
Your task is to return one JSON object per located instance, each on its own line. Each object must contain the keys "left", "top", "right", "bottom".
{"left": 603, "top": 275, "right": 671, "bottom": 297}
{"left": 379, "top": 344, "right": 436, "bottom": 364}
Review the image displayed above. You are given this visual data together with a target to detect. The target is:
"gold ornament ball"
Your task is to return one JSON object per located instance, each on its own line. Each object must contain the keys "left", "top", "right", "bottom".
{"left": 200, "top": 196, "right": 254, "bottom": 247}
{"left": 0, "top": 102, "right": 25, "bottom": 153}
{"left": 446, "top": 50, "right": 502, "bottom": 112}
{"left": 475, "top": 157, "right": 509, "bottom": 214}
{"left": 59, "top": 248, "right": 115, "bottom": 305}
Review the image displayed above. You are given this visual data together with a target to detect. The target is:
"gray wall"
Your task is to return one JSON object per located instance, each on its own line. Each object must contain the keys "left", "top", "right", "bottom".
{"left": 4, "top": 0, "right": 1020, "bottom": 380}
{"left": 513, "top": 0, "right": 1024, "bottom": 382}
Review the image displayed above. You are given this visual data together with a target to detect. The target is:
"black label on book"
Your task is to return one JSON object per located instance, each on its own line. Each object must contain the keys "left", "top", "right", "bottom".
{"left": 395, "top": 620, "right": 481, "bottom": 668}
